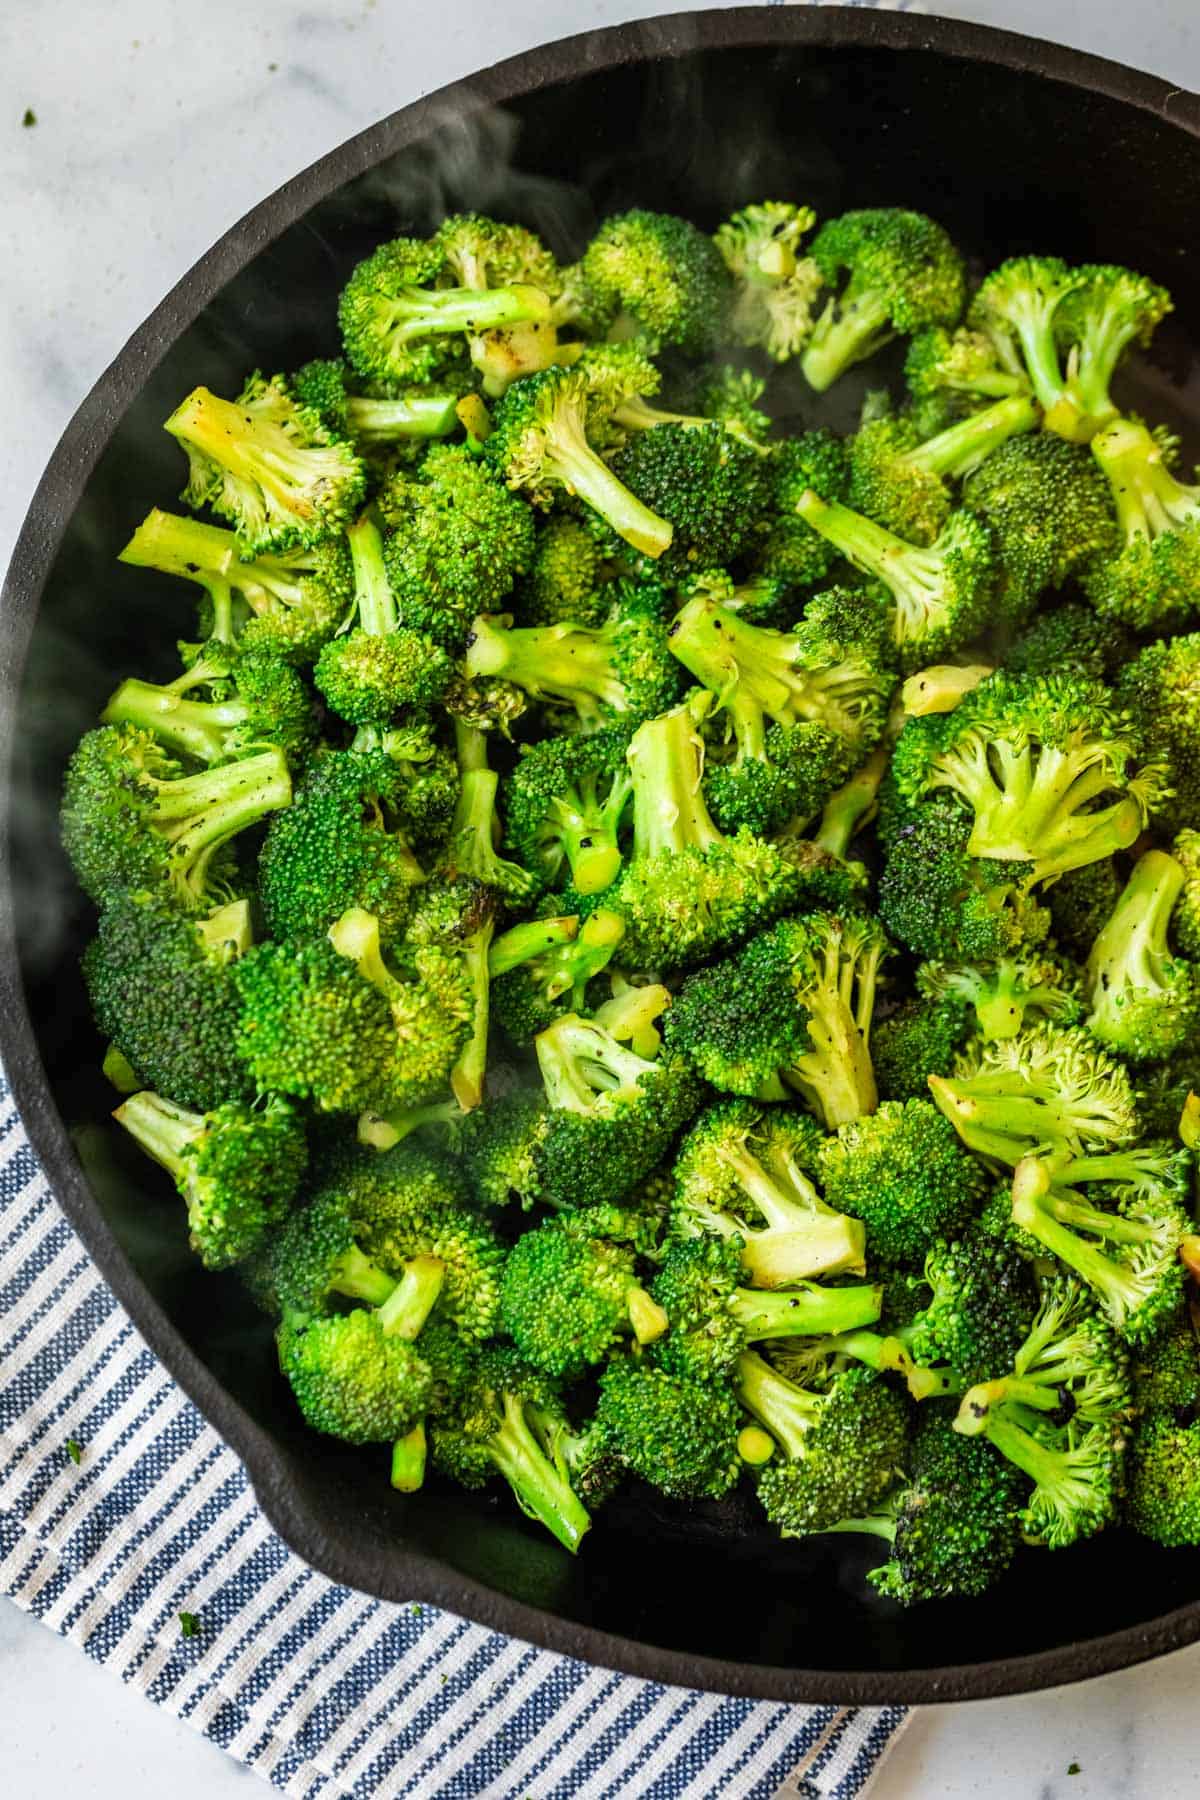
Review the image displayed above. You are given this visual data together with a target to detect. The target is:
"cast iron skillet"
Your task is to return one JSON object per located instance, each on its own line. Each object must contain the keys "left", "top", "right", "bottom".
{"left": 5, "top": 9, "right": 1200, "bottom": 1704}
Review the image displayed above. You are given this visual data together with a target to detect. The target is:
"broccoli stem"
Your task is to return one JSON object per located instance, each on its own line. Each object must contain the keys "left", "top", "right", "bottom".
{"left": 714, "top": 1137, "right": 867, "bottom": 1283}
{"left": 734, "top": 1348, "right": 822, "bottom": 1456}
{"left": 611, "top": 396, "right": 709, "bottom": 432}
{"left": 546, "top": 771, "right": 635, "bottom": 895}
{"left": 822, "top": 1329, "right": 959, "bottom": 1400}
{"left": 535, "top": 1014, "right": 656, "bottom": 1114}
{"left": 668, "top": 596, "right": 827, "bottom": 728}
{"left": 357, "top": 1098, "right": 464, "bottom": 1152}
{"left": 376, "top": 1255, "right": 446, "bottom": 1339}
{"left": 1086, "top": 850, "right": 1183, "bottom": 1022}
{"left": 465, "top": 616, "right": 626, "bottom": 714}
{"left": 1010, "top": 1168, "right": 1151, "bottom": 1315}
{"left": 194, "top": 897, "right": 254, "bottom": 961}
{"left": 815, "top": 746, "right": 888, "bottom": 859}
{"left": 147, "top": 749, "right": 293, "bottom": 902}
{"left": 901, "top": 663, "right": 994, "bottom": 719}
{"left": 390, "top": 1422, "right": 428, "bottom": 1491}
{"left": 732, "top": 1281, "right": 883, "bottom": 1341}
{"left": 1092, "top": 417, "right": 1200, "bottom": 541}
{"left": 119, "top": 507, "right": 238, "bottom": 582}
{"left": 329, "top": 1243, "right": 398, "bottom": 1306}
{"left": 489, "top": 916, "right": 580, "bottom": 978}
{"left": 957, "top": 1375, "right": 1063, "bottom": 1424}
{"left": 591, "top": 974, "right": 669, "bottom": 1057}
{"left": 447, "top": 766, "right": 534, "bottom": 894}
{"left": 101, "top": 678, "right": 253, "bottom": 766}
{"left": 450, "top": 921, "right": 495, "bottom": 1113}
{"left": 801, "top": 289, "right": 895, "bottom": 393}
{"left": 794, "top": 490, "right": 942, "bottom": 615}
{"left": 951, "top": 735, "right": 1144, "bottom": 876}
{"left": 347, "top": 515, "right": 398, "bottom": 636}
{"left": 1001, "top": 292, "right": 1069, "bottom": 420}
{"left": 384, "top": 282, "right": 552, "bottom": 345}
{"left": 785, "top": 958, "right": 879, "bottom": 1130}
{"left": 927, "top": 1075, "right": 1085, "bottom": 1166}
{"left": 166, "top": 388, "right": 339, "bottom": 511}
{"left": 113, "top": 1090, "right": 201, "bottom": 1183}
{"left": 346, "top": 392, "right": 459, "bottom": 444}
{"left": 541, "top": 398, "right": 673, "bottom": 558}
{"left": 102, "top": 1043, "right": 141, "bottom": 1095}
{"left": 904, "top": 394, "right": 1040, "bottom": 479}
{"left": 488, "top": 1392, "right": 592, "bottom": 1553}
{"left": 328, "top": 908, "right": 401, "bottom": 1001}
{"left": 627, "top": 1285, "right": 669, "bottom": 1345}
{"left": 626, "top": 701, "right": 724, "bottom": 859}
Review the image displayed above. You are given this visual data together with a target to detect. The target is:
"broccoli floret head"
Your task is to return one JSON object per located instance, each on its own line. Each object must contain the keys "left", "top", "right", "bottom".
{"left": 872, "top": 994, "right": 971, "bottom": 1103}
{"left": 609, "top": 422, "right": 773, "bottom": 579}
{"left": 278, "top": 1307, "right": 435, "bottom": 1444}
{"left": 713, "top": 200, "right": 823, "bottom": 362}
{"left": 114, "top": 1089, "right": 306, "bottom": 1270}
{"left": 917, "top": 950, "right": 1083, "bottom": 1043}
{"left": 233, "top": 936, "right": 399, "bottom": 1114}
{"left": 1116, "top": 632, "right": 1200, "bottom": 832}
{"left": 582, "top": 209, "right": 732, "bottom": 353}
{"left": 1128, "top": 1412, "right": 1200, "bottom": 1546}
{"left": 878, "top": 795, "right": 1051, "bottom": 962}
{"left": 596, "top": 1357, "right": 743, "bottom": 1501}
{"left": 1004, "top": 602, "right": 1131, "bottom": 686}
{"left": 1083, "top": 417, "right": 1200, "bottom": 631}
{"left": 379, "top": 444, "right": 537, "bottom": 649}
{"left": 500, "top": 1213, "right": 664, "bottom": 1379}
{"left": 1173, "top": 828, "right": 1200, "bottom": 959}
{"left": 101, "top": 642, "right": 314, "bottom": 772}
{"left": 62, "top": 725, "right": 292, "bottom": 913}
{"left": 818, "top": 1100, "right": 986, "bottom": 1265}
{"left": 513, "top": 515, "right": 605, "bottom": 628}
{"left": 458, "top": 1086, "right": 548, "bottom": 1212}
{"left": 801, "top": 209, "right": 966, "bottom": 393}
{"left": 465, "top": 599, "right": 682, "bottom": 735}
{"left": 755, "top": 430, "right": 851, "bottom": 590}
{"left": 1132, "top": 1305, "right": 1200, "bottom": 1412}
{"left": 1048, "top": 264, "right": 1173, "bottom": 442}
{"left": 504, "top": 726, "right": 635, "bottom": 895}
{"left": 83, "top": 893, "right": 254, "bottom": 1112}
{"left": 904, "top": 325, "right": 1032, "bottom": 406}
{"left": 1084, "top": 850, "right": 1200, "bottom": 1061}
{"left": 905, "top": 1230, "right": 1039, "bottom": 1391}
{"left": 165, "top": 376, "right": 367, "bottom": 555}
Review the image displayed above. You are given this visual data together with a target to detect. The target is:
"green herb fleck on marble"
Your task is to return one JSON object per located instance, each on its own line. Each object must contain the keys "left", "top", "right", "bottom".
{"left": 22, "top": 109, "right": 36, "bottom": 128}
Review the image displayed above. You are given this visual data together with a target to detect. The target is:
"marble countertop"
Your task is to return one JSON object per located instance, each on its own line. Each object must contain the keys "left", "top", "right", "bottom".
{"left": 3, "top": 1, "right": 1200, "bottom": 1795}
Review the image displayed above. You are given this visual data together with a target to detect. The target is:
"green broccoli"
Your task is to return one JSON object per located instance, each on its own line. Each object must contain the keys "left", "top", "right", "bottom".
{"left": 513, "top": 515, "right": 604, "bottom": 628}
{"left": 1083, "top": 417, "right": 1200, "bottom": 630}
{"left": 905, "top": 325, "right": 1032, "bottom": 405}
{"left": 464, "top": 597, "right": 681, "bottom": 734}
{"left": 289, "top": 356, "right": 462, "bottom": 450}
{"left": 1048, "top": 856, "right": 1123, "bottom": 960}
{"left": 1173, "top": 828, "right": 1200, "bottom": 959}
{"left": 1116, "top": 632, "right": 1200, "bottom": 830}
{"left": 582, "top": 209, "right": 732, "bottom": 353}
{"left": 818, "top": 1100, "right": 986, "bottom": 1265}
{"left": 1128, "top": 1412, "right": 1200, "bottom": 1546}
{"left": 595, "top": 1357, "right": 744, "bottom": 1501}
{"left": 872, "top": 994, "right": 971, "bottom": 1104}
{"left": 379, "top": 444, "right": 537, "bottom": 649}
{"left": 500, "top": 1214, "right": 666, "bottom": 1378}
{"left": 1083, "top": 850, "right": 1200, "bottom": 1061}
{"left": 801, "top": 209, "right": 965, "bottom": 393}
{"left": 664, "top": 911, "right": 887, "bottom": 1129}
{"left": 1132, "top": 1305, "right": 1200, "bottom": 1412}
{"left": 490, "top": 909, "right": 625, "bottom": 1045}
{"left": 754, "top": 430, "right": 851, "bottom": 590}
{"left": 313, "top": 514, "right": 454, "bottom": 725}
{"left": 966, "top": 258, "right": 1083, "bottom": 428}
{"left": 877, "top": 794, "right": 1051, "bottom": 962}
{"left": 61, "top": 725, "right": 292, "bottom": 912}
{"left": 504, "top": 728, "right": 634, "bottom": 895}
{"left": 1004, "top": 601, "right": 1130, "bottom": 686}
{"left": 458, "top": 1086, "right": 548, "bottom": 1213}
{"left": 165, "top": 375, "right": 366, "bottom": 554}
{"left": 608, "top": 422, "right": 773, "bottom": 577}
{"left": 114, "top": 1089, "right": 306, "bottom": 1270}
{"left": 929, "top": 1024, "right": 1140, "bottom": 1167}
{"left": 713, "top": 201, "right": 823, "bottom": 362}
{"left": 848, "top": 395, "right": 1039, "bottom": 546}
{"left": 1046, "top": 264, "right": 1173, "bottom": 442}
{"left": 916, "top": 950, "right": 1082, "bottom": 1042}
{"left": 102, "top": 643, "right": 313, "bottom": 770}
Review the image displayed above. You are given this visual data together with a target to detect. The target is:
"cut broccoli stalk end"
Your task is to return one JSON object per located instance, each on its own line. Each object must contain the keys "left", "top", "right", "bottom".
{"left": 377, "top": 1255, "right": 446, "bottom": 1340}
{"left": 731, "top": 1281, "right": 883, "bottom": 1341}
{"left": 801, "top": 289, "right": 895, "bottom": 393}
{"left": 465, "top": 615, "right": 627, "bottom": 718}
{"left": 329, "top": 1243, "right": 397, "bottom": 1308}
{"left": 626, "top": 700, "right": 725, "bottom": 860}
{"left": 488, "top": 1391, "right": 592, "bottom": 1553}
{"left": 390, "top": 1421, "right": 428, "bottom": 1492}
{"left": 535, "top": 1013, "right": 657, "bottom": 1115}
{"left": 113, "top": 1090, "right": 202, "bottom": 1184}
{"left": 118, "top": 508, "right": 238, "bottom": 583}
{"left": 628, "top": 1285, "right": 670, "bottom": 1345}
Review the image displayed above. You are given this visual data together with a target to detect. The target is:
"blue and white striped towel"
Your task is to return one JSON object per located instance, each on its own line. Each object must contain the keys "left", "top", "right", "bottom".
{"left": 0, "top": 1075, "right": 908, "bottom": 1797}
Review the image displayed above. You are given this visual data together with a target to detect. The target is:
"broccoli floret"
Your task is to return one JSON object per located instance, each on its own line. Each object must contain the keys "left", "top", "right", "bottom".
{"left": 504, "top": 727, "right": 634, "bottom": 895}
{"left": 114, "top": 1089, "right": 306, "bottom": 1270}
{"left": 533, "top": 1009, "right": 703, "bottom": 1211}
{"left": 465, "top": 600, "right": 681, "bottom": 734}
{"left": 1004, "top": 602, "right": 1131, "bottom": 686}
{"left": 1009, "top": 1155, "right": 1186, "bottom": 1345}
{"left": 849, "top": 396, "right": 1039, "bottom": 546}
{"left": 582, "top": 209, "right": 732, "bottom": 353}
{"left": 890, "top": 672, "right": 1167, "bottom": 884}
{"left": 690, "top": 367, "right": 773, "bottom": 445}
{"left": 500, "top": 1214, "right": 666, "bottom": 1379}
{"left": 1173, "top": 829, "right": 1200, "bottom": 959}
{"left": 513, "top": 516, "right": 605, "bottom": 628}
{"left": 929, "top": 1024, "right": 1140, "bottom": 1168}
{"left": 329, "top": 1140, "right": 505, "bottom": 1342}
{"left": 903, "top": 1231, "right": 1040, "bottom": 1392}
{"left": 872, "top": 995, "right": 971, "bottom": 1103}
{"left": 839, "top": 1406, "right": 1025, "bottom": 1604}
{"left": 258, "top": 748, "right": 428, "bottom": 949}
{"left": 668, "top": 584, "right": 897, "bottom": 763}
{"left": 429, "top": 1345, "right": 592, "bottom": 1552}
{"left": 611, "top": 696, "right": 804, "bottom": 972}
{"left": 739, "top": 1350, "right": 908, "bottom": 1533}
{"left": 755, "top": 430, "right": 851, "bottom": 590}
{"left": 962, "top": 434, "right": 1119, "bottom": 628}
{"left": 383, "top": 874, "right": 506, "bottom": 1113}
{"left": 490, "top": 909, "right": 624, "bottom": 1045}
{"left": 1128, "top": 1412, "right": 1200, "bottom": 1546}
{"left": 458, "top": 1086, "right": 548, "bottom": 1212}
{"left": 794, "top": 492, "right": 996, "bottom": 672}
{"left": 313, "top": 515, "right": 453, "bottom": 725}
{"left": 953, "top": 1274, "right": 1129, "bottom": 1546}
{"left": 967, "top": 258, "right": 1082, "bottom": 427}
{"left": 713, "top": 201, "right": 823, "bottom": 362}
{"left": 379, "top": 444, "right": 537, "bottom": 649}
{"left": 290, "top": 356, "right": 462, "bottom": 450}
{"left": 1117, "top": 633, "right": 1200, "bottom": 831}
{"left": 1046, "top": 264, "right": 1173, "bottom": 442}
{"left": 61, "top": 725, "right": 292, "bottom": 912}
{"left": 83, "top": 893, "right": 254, "bottom": 1112}
{"left": 595, "top": 1357, "right": 743, "bottom": 1501}
{"left": 652, "top": 1237, "right": 882, "bottom": 1386}
{"left": 165, "top": 376, "right": 366, "bottom": 555}
{"left": 278, "top": 1255, "right": 445, "bottom": 1444}
{"left": 671, "top": 1100, "right": 866, "bottom": 1287}
{"left": 1132, "top": 1305, "right": 1200, "bottom": 1412}
{"left": 917, "top": 950, "right": 1083, "bottom": 1042}
{"left": 1083, "top": 417, "right": 1200, "bottom": 630}
{"left": 256, "top": 1185, "right": 397, "bottom": 1319}
{"left": 801, "top": 209, "right": 965, "bottom": 393}
{"left": 608, "top": 422, "right": 773, "bottom": 579}
{"left": 665, "top": 911, "right": 886, "bottom": 1129}
{"left": 486, "top": 363, "right": 673, "bottom": 558}
{"left": 338, "top": 233, "right": 551, "bottom": 386}
{"left": 102, "top": 643, "right": 313, "bottom": 771}
{"left": 1084, "top": 850, "right": 1200, "bottom": 1061}
{"left": 905, "top": 325, "right": 1032, "bottom": 406}
{"left": 818, "top": 1100, "right": 985, "bottom": 1265}
{"left": 878, "top": 794, "right": 1051, "bottom": 962}
{"left": 119, "top": 509, "right": 355, "bottom": 667}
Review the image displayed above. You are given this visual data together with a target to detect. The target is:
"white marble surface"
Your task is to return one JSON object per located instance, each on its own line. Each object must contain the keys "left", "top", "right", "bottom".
{"left": 4, "top": 2, "right": 1200, "bottom": 1795}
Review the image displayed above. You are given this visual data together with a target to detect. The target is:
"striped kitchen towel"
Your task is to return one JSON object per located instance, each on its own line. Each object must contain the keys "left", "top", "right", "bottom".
{"left": 0, "top": 1075, "right": 908, "bottom": 1798}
